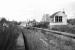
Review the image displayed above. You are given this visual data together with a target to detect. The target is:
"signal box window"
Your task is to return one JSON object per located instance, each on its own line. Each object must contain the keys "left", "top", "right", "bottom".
{"left": 55, "top": 16, "right": 62, "bottom": 22}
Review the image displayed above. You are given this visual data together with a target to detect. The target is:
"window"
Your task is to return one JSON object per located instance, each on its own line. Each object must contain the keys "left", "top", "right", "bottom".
{"left": 59, "top": 16, "right": 62, "bottom": 22}
{"left": 55, "top": 16, "right": 62, "bottom": 22}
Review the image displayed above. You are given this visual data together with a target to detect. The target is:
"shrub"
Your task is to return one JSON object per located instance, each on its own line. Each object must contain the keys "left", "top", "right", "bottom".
{"left": 51, "top": 25, "right": 75, "bottom": 34}
{"left": 33, "top": 22, "right": 49, "bottom": 28}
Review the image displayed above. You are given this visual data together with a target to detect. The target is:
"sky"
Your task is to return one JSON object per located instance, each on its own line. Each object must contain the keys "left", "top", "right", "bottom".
{"left": 0, "top": 0, "right": 75, "bottom": 22}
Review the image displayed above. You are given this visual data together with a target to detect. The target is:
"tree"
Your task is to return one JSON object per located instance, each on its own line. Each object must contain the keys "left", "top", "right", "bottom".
{"left": 42, "top": 14, "right": 50, "bottom": 22}
{"left": 0, "top": 18, "right": 7, "bottom": 23}
{"left": 67, "top": 19, "right": 75, "bottom": 25}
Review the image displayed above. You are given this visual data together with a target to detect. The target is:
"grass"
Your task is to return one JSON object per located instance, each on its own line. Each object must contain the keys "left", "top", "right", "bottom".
{"left": 1, "top": 21, "right": 75, "bottom": 50}
{"left": 0, "top": 24, "right": 20, "bottom": 50}
{"left": 22, "top": 28, "right": 75, "bottom": 50}
{"left": 41, "top": 29, "right": 75, "bottom": 50}
{"left": 51, "top": 25, "right": 75, "bottom": 34}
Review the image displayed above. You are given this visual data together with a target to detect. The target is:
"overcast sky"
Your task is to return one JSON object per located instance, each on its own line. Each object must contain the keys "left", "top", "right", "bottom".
{"left": 0, "top": 0, "right": 75, "bottom": 21}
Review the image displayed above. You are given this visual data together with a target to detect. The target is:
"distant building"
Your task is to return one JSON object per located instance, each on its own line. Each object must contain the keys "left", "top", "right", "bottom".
{"left": 26, "top": 19, "right": 36, "bottom": 27}
{"left": 20, "top": 21, "right": 27, "bottom": 27}
{"left": 42, "top": 11, "right": 68, "bottom": 26}
{"left": 20, "top": 19, "right": 37, "bottom": 27}
{"left": 49, "top": 11, "right": 67, "bottom": 25}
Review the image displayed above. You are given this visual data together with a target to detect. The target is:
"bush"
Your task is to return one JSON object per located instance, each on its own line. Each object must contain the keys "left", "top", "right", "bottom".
{"left": 0, "top": 20, "right": 19, "bottom": 50}
{"left": 67, "top": 19, "right": 75, "bottom": 25}
{"left": 51, "top": 25, "right": 75, "bottom": 34}
{"left": 33, "top": 22, "right": 49, "bottom": 28}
